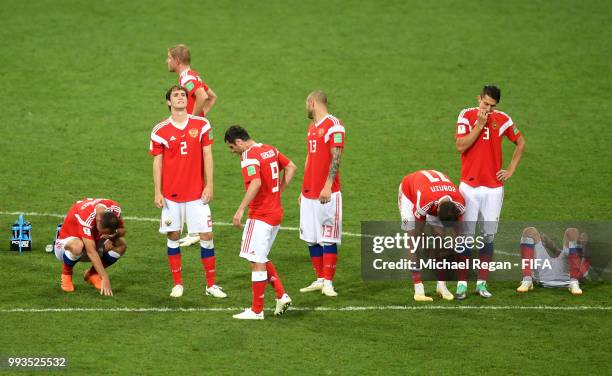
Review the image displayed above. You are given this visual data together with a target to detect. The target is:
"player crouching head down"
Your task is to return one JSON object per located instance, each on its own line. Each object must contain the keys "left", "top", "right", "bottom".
{"left": 437, "top": 197, "right": 461, "bottom": 227}
{"left": 225, "top": 125, "right": 297, "bottom": 320}
{"left": 54, "top": 199, "right": 127, "bottom": 296}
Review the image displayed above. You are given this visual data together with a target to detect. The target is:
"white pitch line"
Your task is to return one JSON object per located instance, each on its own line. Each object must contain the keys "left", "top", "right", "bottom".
{"left": 0, "top": 305, "right": 610, "bottom": 313}
{"left": 0, "top": 211, "right": 363, "bottom": 237}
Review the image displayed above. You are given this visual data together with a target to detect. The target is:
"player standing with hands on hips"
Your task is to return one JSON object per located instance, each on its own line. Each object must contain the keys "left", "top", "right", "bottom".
{"left": 299, "top": 91, "right": 345, "bottom": 297}
{"left": 150, "top": 85, "right": 226, "bottom": 299}
{"left": 454, "top": 85, "right": 525, "bottom": 299}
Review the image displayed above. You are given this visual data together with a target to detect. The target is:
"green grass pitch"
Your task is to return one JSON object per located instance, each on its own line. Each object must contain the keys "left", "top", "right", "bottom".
{"left": 1, "top": 0, "right": 611, "bottom": 374}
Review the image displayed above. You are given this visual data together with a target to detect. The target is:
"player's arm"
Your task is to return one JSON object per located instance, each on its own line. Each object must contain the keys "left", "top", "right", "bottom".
{"left": 201, "top": 145, "right": 214, "bottom": 203}
{"left": 83, "top": 237, "right": 112, "bottom": 296}
{"left": 319, "top": 147, "right": 343, "bottom": 204}
{"left": 233, "top": 178, "right": 261, "bottom": 228}
{"left": 202, "top": 88, "right": 217, "bottom": 115}
{"left": 192, "top": 87, "right": 208, "bottom": 116}
{"left": 456, "top": 109, "right": 488, "bottom": 153}
{"left": 280, "top": 161, "right": 297, "bottom": 192}
{"left": 152, "top": 154, "right": 164, "bottom": 208}
{"left": 496, "top": 134, "right": 525, "bottom": 181}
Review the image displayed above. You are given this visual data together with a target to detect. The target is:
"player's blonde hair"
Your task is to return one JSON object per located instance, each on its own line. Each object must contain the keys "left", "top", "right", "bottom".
{"left": 307, "top": 90, "right": 328, "bottom": 106}
{"left": 168, "top": 44, "right": 191, "bottom": 65}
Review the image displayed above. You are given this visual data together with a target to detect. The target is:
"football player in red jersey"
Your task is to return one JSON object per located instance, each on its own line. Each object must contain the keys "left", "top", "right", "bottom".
{"left": 225, "top": 125, "right": 297, "bottom": 320}
{"left": 299, "top": 91, "right": 345, "bottom": 297}
{"left": 454, "top": 85, "right": 525, "bottom": 299}
{"left": 167, "top": 44, "right": 218, "bottom": 247}
{"left": 150, "top": 86, "right": 226, "bottom": 299}
{"left": 54, "top": 198, "right": 126, "bottom": 296}
{"left": 399, "top": 170, "right": 466, "bottom": 301}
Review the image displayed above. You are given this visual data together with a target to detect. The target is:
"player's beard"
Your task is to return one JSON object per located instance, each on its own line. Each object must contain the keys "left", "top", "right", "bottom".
{"left": 307, "top": 107, "right": 314, "bottom": 119}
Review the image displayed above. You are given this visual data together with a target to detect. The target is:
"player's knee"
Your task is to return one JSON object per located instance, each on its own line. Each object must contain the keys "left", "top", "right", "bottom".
{"left": 65, "top": 238, "right": 84, "bottom": 256}
{"left": 565, "top": 228, "right": 579, "bottom": 242}
{"left": 167, "top": 232, "right": 180, "bottom": 241}
{"left": 522, "top": 227, "right": 540, "bottom": 242}
{"left": 114, "top": 238, "right": 127, "bottom": 255}
{"left": 199, "top": 232, "right": 213, "bottom": 241}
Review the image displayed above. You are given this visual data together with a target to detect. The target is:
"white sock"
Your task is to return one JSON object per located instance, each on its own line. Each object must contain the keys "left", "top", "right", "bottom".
{"left": 317, "top": 277, "right": 324, "bottom": 283}
{"left": 323, "top": 279, "right": 333, "bottom": 288}
{"left": 437, "top": 281, "right": 447, "bottom": 289}
{"left": 477, "top": 279, "right": 486, "bottom": 285}
{"left": 457, "top": 281, "right": 467, "bottom": 287}
{"left": 414, "top": 282, "right": 425, "bottom": 295}
{"left": 522, "top": 276, "right": 532, "bottom": 282}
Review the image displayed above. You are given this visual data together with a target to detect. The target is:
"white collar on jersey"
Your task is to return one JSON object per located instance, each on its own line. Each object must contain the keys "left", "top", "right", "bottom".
{"left": 179, "top": 68, "right": 191, "bottom": 77}
{"left": 245, "top": 142, "right": 263, "bottom": 153}
{"left": 169, "top": 116, "right": 189, "bottom": 130}
{"left": 314, "top": 114, "right": 331, "bottom": 128}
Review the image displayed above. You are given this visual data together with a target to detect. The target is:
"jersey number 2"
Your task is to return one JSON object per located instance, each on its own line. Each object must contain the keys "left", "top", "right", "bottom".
{"left": 180, "top": 141, "right": 187, "bottom": 155}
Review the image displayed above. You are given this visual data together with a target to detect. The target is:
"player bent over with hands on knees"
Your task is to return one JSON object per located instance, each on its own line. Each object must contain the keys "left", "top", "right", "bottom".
{"left": 150, "top": 85, "right": 226, "bottom": 299}
{"left": 54, "top": 198, "right": 126, "bottom": 296}
{"left": 455, "top": 85, "right": 525, "bottom": 299}
{"left": 299, "top": 91, "right": 345, "bottom": 297}
{"left": 225, "top": 125, "right": 297, "bottom": 320}
{"left": 399, "top": 170, "right": 466, "bottom": 301}
{"left": 517, "top": 227, "right": 590, "bottom": 295}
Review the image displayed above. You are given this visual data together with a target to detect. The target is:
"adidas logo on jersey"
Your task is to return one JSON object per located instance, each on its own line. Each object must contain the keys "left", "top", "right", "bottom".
{"left": 170, "top": 136, "right": 176, "bottom": 141}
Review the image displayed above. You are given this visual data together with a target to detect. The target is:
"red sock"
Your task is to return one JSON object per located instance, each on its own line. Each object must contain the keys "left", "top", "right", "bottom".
{"left": 168, "top": 254, "right": 183, "bottom": 286}
{"left": 520, "top": 244, "right": 535, "bottom": 278}
{"left": 311, "top": 256, "right": 324, "bottom": 278}
{"left": 202, "top": 256, "right": 216, "bottom": 288}
{"left": 411, "top": 270, "right": 422, "bottom": 284}
{"left": 323, "top": 253, "right": 338, "bottom": 281}
{"left": 251, "top": 280, "right": 267, "bottom": 314}
{"left": 456, "top": 254, "right": 469, "bottom": 281}
{"left": 266, "top": 262, "right": 285, "bottom": 299}
{"left": 477, "top": 255, "right": 492, "bottom": 281}
{"left": 580, "top": 258, "right": 591, "bottom": 277}
{"left": 62, "top": 264, "right": 73, "bottom": 276}
{"left": 435, "top": 264, "right": 446, "bottom": 282}
{"left": 568, "top": 254, "right": 581, "bottom": 280}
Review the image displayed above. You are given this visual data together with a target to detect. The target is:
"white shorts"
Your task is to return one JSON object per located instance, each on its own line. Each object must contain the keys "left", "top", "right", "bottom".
{"left": 240, "top": 219, "right": 280, "bottom": 263}
{"left": 459, "top": 183, "right": 504, "bottom": 236}
{"left": 299, "top": 192, "right": 342, "bottom": 245}
{"left": 398, "top": 186, "right": 443, "bottom": 231}
{"left": 159, "top": 198, "right": 213, "bottom": 234}
{"left": 533, "top": 242, "right": 570, "bottom": 287}
{"left": 54, "top": 236, "right": 79, "bottom": 261}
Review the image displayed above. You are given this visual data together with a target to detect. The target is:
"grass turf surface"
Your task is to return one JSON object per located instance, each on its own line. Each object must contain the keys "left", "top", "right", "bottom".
{"left": 1, "top": 0, "right": 611, "bottom": 374}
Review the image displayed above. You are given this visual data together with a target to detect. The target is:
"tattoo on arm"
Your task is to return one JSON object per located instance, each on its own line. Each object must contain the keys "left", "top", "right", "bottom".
{"left": 327, "top": 148, "right": 342, "bottom": 182}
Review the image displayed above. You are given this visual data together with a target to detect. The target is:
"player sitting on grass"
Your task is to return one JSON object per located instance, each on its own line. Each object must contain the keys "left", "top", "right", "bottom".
{"left": 517, "top": 227, "right": 590, "bottom": 295}
{"left": 225, "top": 125, "right": 297, "bottom": 320}
{"left": 54, "top": 198, "right": 126, "bottom": 296}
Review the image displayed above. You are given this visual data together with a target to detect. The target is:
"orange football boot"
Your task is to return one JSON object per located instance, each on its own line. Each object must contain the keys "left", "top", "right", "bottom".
{"left": 61, "top": 274, "right": 75, "bottom": 292}
{"left": 84, "top": 269, "right": 102, "bottom": 290}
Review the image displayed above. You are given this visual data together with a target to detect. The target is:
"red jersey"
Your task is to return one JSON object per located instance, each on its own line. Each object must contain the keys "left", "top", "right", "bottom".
{"left": 455, "top": 108, "right": 522, "bottom": 188}
{"left": 401, "top": 170, "right": 466, "bottom": 220}
{"left": 150, "top": 115, "right": 213, "bottom": 202}
{"left": 58, "top": 198, "right": 123, "bottom": 241}
{"left": 241, "top": 143, "right": 291, "bottom": 226}
{"left": 302, "top": 114, "right": 345, "bottom": 199}
{"left": 179, "top": 68, "right": 210, "bottom": 117}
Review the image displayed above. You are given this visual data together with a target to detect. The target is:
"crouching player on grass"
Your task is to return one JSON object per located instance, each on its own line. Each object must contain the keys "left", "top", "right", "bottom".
{"left": 225, "top": 125, "right": 297, "bottom": 320}
{"left": 517, "top": 227, "right": 590, "bottom": 295}
{"left": 54, "top": 198, "right": 126, "bottom": 296}
{"left": 398, "top": 170, "right": 466, "bottom": 301}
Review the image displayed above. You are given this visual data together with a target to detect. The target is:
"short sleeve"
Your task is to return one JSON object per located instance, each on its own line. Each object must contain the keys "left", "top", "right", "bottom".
{"left": 200, "top": 123, "right": 214, "bottom": 147}
{"left": 180, "top": 76, "right": 202, "bottom": 96}
{"left": 456, "top": 110, "right": 472, "bottom": 139}
{"left": 501, "top": 114, "right": 521, "bottom": 143}
{"left": 150, "top": 132, "right": 166, "bottom": 156}
{"left": 241, "top": 155, "right": 261, "bottom": 183}
{"left": 325, "top": 125, "right": 345, "bottom": 148}
{"left": 276, "top": 150, "right": 290, "bottom": 169}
